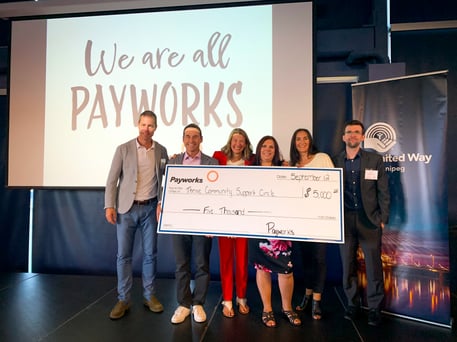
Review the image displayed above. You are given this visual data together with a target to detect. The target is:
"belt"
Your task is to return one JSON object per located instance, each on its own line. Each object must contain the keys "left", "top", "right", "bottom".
{"left": 133, "top": 197, "right": 157, "bottom": 205}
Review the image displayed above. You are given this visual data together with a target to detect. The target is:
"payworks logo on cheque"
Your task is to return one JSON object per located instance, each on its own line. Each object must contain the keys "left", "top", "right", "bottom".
{"left": 169, "top": 176, "right": 203, "bottom": 184}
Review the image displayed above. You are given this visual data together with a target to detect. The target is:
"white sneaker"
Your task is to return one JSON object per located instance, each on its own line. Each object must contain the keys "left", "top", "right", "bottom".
{"left": 171, "top": 305, "right": 191, "bottom": 324}
{"left": 192, "top": 305, "right": 207, "bottom": 323}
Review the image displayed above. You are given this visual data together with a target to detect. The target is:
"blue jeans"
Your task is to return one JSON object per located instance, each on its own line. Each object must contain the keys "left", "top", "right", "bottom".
{"left": 116, "top": 199, "right": 158, "bottom": 302}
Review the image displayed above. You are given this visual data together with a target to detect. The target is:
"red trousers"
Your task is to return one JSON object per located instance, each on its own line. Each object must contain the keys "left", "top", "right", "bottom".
{"left": 218, "top": 237, "right": 249, "bottom": 301}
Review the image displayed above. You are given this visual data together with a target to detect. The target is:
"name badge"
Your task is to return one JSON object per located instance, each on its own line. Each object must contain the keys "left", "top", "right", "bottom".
{"left": 365, "top": 169, "right": 378, "bottom": 180}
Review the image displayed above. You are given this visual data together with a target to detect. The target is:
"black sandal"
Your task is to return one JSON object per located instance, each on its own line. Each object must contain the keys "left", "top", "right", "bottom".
{"left": 282, "top": 310, "right": 302, "bottom": 326}
{"left": 261, "top": 311, "right": 276, "bottom": 328}
{"left": 296, "top": 294, "right": 311, "bottom": 312}
{"left": 312, "top": 300, "right": 322, "bottom": 320}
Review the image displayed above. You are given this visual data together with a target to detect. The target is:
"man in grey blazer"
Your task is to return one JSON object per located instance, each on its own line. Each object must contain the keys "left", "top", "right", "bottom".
{"left": 332, "top": 119, "right": 390, "bottom": 327}
{"left": 167, "top": 123, "right": 219, "bottom": 324}
{"left": 105, "top": 110, "right": 168, "bottom": 320}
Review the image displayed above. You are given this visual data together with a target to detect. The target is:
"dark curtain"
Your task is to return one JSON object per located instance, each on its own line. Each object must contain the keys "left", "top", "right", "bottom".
{"left": 314, "top": 82, "right": 354, "bottom": 156}
{"left": 32, "top": 190, "right": 116, "bottom": 274}
{"left": 31, "top": 189, "right": 220, "bottom": 278}
{"left": 311, "top": 82, "right": 353, "bottom": 285}
{"left": 0, "top": 96, "right": 30, "bottom": 272}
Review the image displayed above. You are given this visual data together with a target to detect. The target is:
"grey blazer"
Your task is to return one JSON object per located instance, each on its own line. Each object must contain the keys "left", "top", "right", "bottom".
{"left": 167, "top": 152, "right": 219, "bottom": 166}
{"left": 332, "top": 148, "right": 390, "bottom": 227}
{"left": 105, "top": 138, "right": 169, "bottom": 214}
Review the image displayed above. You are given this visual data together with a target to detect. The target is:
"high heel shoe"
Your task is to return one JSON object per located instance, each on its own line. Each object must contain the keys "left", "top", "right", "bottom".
{"left": 282, "top": 310, "right": 302, "bottom": 326}
{"left": 312, "top": 300, "right": 322, "bottom": 320}
{"left": 261, "top": 311, "right": 276, "bottom": 327}
{"left": 236, "top": 297, "right": 250, "bottom": 314}
{"left": 296, "top": 294, "right": 311, "bottom": 312}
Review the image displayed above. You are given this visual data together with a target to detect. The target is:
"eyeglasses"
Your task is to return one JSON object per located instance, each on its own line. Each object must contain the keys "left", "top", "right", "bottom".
{"left": 344, "top": 131, "right": 363, "bottom": 135}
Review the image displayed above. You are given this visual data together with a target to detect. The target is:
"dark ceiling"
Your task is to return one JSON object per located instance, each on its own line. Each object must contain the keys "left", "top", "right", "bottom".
{"left": 0, "top": 1, "right": 456, "bottom": 48}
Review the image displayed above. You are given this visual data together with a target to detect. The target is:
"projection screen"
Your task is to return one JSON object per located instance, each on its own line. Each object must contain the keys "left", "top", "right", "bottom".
{"left": 8, "top": 1, "right": 313, "bottom": 187}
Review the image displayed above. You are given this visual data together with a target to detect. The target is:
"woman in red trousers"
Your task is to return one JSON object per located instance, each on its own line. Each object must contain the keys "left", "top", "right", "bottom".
{"left": 212, "top": 128, "right": 255, "bottom": 317}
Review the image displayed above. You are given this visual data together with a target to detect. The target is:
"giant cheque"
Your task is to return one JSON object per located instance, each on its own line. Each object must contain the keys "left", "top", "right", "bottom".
{"left": 158, "top": 165, "right": 344, "bottom": 243}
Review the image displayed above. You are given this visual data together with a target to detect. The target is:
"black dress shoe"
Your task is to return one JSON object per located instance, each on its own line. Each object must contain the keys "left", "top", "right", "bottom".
{"left": 368, "top": 309, "right": 381, "bottom": 326}
{"left": 344, "top": 306, "right": 359, "bottom": 320}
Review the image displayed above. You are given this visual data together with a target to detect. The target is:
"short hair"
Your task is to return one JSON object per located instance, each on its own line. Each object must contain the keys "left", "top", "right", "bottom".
{"left": 183, "top": 123, "right": 202, "bottom": 137}
{"left": 344, "top": 119, "right": 365, "bottom": 134}
{"left": 138, "top": 110, "right": 157, "bottom": 125}
{"left": 221, "top": 128, "right": 253, "bottom": 161}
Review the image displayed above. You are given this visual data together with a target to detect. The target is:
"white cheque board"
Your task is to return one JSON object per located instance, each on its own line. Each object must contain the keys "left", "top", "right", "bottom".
{"left": 158, "top": 165, "right": 344, "bottom": 243}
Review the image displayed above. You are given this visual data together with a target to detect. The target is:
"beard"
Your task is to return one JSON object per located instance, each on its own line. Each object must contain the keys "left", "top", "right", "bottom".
{"left": 346, "top": 140, "right": 361, "bottom": 149}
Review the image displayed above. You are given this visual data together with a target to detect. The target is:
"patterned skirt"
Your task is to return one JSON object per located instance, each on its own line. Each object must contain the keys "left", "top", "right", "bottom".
{"left": 248, "top": 239, "right": 293, "bottom": 274}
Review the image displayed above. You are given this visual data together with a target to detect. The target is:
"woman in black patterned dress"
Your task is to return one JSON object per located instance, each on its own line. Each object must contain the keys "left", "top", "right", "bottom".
{"left": 248, "top": 135, "right": 301, "bottom": 328}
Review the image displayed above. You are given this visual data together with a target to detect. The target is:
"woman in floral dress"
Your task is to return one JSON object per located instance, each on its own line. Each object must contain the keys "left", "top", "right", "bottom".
{"left": 248, "top": 135, "right": 301, "bottom": 328}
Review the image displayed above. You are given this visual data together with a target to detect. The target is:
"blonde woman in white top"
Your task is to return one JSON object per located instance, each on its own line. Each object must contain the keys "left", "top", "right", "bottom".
{"left": 289, "top": 128, "right": 334, "bottom": 320}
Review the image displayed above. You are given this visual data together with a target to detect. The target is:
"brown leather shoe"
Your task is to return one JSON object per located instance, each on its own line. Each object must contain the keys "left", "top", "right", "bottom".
{"left": 143, "top": 295, "right": 164, "bottom": 313}
{"left": 109, "top": 300, "right": 130, "bottom": 320}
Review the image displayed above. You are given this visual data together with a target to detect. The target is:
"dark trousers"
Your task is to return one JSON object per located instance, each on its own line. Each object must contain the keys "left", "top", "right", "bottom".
{"left": 297, "top": 242, "right": 327, "bottom": 294}
{"left": 172, "top": 235, "right": 212, "bottom": 308}
{"left": 340, "top": 210, "right": 384, "bottom": 310}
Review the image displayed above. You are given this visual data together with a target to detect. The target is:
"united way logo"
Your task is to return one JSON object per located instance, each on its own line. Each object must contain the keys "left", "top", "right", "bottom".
{"left": 363, "top": 122, "right": 396, "bottom": 153}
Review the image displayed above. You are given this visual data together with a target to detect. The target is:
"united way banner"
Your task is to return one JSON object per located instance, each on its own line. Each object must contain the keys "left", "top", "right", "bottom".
{"left": 352, "top": 71, "right": 449, "bottom": 326}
